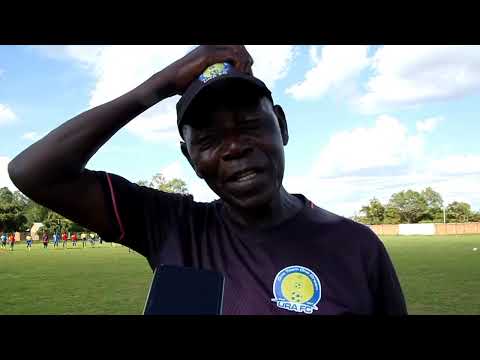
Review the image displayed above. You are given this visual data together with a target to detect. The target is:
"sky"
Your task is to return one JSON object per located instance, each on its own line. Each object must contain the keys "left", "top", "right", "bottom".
{"left": 1, "top": 45, "right": 479, "bottom": 217}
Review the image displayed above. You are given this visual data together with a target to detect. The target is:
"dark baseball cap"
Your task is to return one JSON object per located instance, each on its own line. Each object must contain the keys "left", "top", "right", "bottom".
{"left": 176, "top": 62, "right": 273, "bottom": 139}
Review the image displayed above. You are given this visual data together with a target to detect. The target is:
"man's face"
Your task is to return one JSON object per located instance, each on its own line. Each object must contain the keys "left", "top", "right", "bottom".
{"left": 183, "top": 95, "right": 288, "bottom": 210}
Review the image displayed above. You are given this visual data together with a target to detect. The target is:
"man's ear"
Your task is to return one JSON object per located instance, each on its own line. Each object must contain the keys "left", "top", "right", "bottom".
{"left": 180, "top": 141, "right": 203, "bottom": 179}
{"left": 273, "top": 104, "right": 289, "bottom": 146}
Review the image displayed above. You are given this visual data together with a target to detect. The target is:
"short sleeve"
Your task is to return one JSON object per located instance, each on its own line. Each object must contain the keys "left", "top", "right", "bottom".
{"left": 92, "top": 170, "right": 196, "bottom": 262}
{"left": 367, "top": 233, "right": 408, "bottom": 315}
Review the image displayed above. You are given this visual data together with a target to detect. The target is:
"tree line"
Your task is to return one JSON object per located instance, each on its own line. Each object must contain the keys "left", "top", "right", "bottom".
{"left": 0, "top": 173, "right": 189, "bottom": 234}
{"left": 353, "top": 187, "right": 480, "bottom": 225}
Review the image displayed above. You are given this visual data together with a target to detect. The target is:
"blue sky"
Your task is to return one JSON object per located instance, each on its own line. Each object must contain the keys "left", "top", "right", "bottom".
{"left": 1, "top": 45, "right": 479, "bottom": 216}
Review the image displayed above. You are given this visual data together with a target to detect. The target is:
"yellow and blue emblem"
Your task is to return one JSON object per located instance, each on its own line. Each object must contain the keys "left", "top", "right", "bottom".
{"left": 199, "top": 62, "right": 233, "bottom": 83}
{"left": 271, "top": 265, "right": 321, "bottom": 314}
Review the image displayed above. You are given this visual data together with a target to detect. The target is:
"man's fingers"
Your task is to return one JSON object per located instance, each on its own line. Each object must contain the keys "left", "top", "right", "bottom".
{"left": 201, "top": 45, "right": 254, "bottom": 76}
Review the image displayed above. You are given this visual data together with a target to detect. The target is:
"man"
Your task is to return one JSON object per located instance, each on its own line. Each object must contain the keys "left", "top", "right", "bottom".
{"left": 8, "top": 233, "right": 15, "bottom": 251}
{"left": 26, "top": 234, "right": 33, "bottom": 251}
{"left": 1, "top": 232, "right": 6, "bottom": 249}
{"left": 71, "top": 232, "right": 78, "bottom": 247}
{"left": 89, "top": 233, "right": 95, "bottom": 247}
{"left": 81, "top": 232, "right": 87, "bottom": 248}
{"left": 8, "top": 45, "right": 407, "bottom": 315}
{"left": 61, "top": 231, "right": 68, "bottom": 249}
{"left": 42, "top": 232, "right": 49, "bottom": 249}
{"left": 53, "top": 232, "right": 59, "bottom": 248}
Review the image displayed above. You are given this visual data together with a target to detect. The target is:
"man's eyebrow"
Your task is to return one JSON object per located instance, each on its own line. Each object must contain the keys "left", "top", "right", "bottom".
{"left": 190, "top": 127, "right": 216, "bottom": 139}
{"left": 243, "top": 112, "right": 268, "bottom": 120}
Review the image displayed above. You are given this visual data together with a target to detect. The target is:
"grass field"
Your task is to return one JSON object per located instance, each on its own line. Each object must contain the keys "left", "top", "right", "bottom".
{"left": 0, "top": 235, "right": 479, "bottom": 315}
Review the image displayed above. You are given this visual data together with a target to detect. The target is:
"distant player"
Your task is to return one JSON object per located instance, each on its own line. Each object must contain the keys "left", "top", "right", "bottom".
{"left": 54, "top": 232, "right": 60, "bottom": 248}
{"left": 42, "top": 232, "right": 49, "bottom": 249}
{"left": 71, "top": 232, "right": 78, "bottom": 247}
{"left": 1, "top": 233, "right": 6, "bottom": 249}
{"left": 89, "top": 233, "right": 95, "bottom": 247}
{"left": 8, "top": 233, "right": 15, "bottom": 251}
{"left": 26, "top": 235, "right": 33, "bottom": 251}
{"left": 62, "top": 231, "right": 68, "bottom": 248}
{"left": 81, "top": 232, "right": 87, "bottom": 248}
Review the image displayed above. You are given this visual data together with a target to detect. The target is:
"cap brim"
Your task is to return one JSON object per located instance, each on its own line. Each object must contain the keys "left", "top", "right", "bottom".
{"left": 177, "top": 74, "right": 271, "bottom": 136}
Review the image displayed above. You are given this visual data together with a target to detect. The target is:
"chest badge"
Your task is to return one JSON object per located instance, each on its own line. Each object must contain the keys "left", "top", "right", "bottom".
{"left": 271, "top": 265, "right": 322, "bottom": 314}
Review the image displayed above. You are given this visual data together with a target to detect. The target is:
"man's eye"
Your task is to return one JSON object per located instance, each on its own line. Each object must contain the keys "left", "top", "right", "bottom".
{"left": 199, "top": 137, "right": 215, "bottom": 150}
{"left": 240, "top": 119, "right": 262, "bottom": 131}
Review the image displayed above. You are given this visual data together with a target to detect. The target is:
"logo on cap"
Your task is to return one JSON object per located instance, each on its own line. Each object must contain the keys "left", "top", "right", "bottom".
{"left": 199, "top": 62, "right": 233, "bottom": 83}
{"left": 271, "top": 265, "right": 322, "bottom": 314}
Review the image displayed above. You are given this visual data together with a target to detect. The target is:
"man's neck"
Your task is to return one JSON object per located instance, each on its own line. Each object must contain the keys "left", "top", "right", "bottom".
{"left": 223, "top": 186, "right": 304, "bottom": 229}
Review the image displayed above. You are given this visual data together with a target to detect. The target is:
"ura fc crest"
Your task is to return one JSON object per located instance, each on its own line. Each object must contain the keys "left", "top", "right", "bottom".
{"left": 271, "top": 265, "right": 322, "bottom": 314}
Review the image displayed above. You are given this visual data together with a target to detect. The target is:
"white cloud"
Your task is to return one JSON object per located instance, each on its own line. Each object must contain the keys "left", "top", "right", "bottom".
{"left": 32, "top": 45, "right": 105, "bottom": 68}
{"left": 283, "top": 113, "right": 480, "bottom": 217}
{"left": 286, "top": 45, "right": 370, "bottom": 100}
{"left": 284, "top": 172, "right": 480, "bottom": 217}
{"left": 309, "top": 45, "right": 319, "bottom": 63}
{"left": 246, "top": 45, "right": 296, "bottom": 90}
{"left": 124, "top": 98, "right": 181, "bottom": 143}
{"left": 416, "top": 116, "right": 442, "bottom": 133}
{"left": 156, "top": 151, "right": 480, "bottom": 217}
{"left": 0, "top": 104, "right": 17, "bottom": 125}
{"left": 0, "top": 68, "right": 4, "bottom": 78}
{"left": 21, "top": 131, "right": 44, "bottom": 141}
{"left": 311, "top": 114, "right": 425, "bottom": 178}
{"left": 0, "top": 156, "right": 16, "bottom": 191}
{"left": 43, "top": 45, "right": 296, "bottom": 144}
{"left": 149, "top": 112, "right": 480, "bottom": 216}
{"left": 63, "top": 45, "right": 194, "bottom": 143}
{"left": 188, "top": 177, "right": 219, "bottom": 203}
{"left": 159, "top": 160, "right": 218, "bottom": 202}
{"left": 287, "top": 45, "right": 480, "bottom": 112}
{"left": 160, "top": 161, "right": 184, "bottom": 181}
{"left": 356, "top": 45, "right": 480, "bottom": 113}
{"left": 426, "top": 155, "right": 480, "bottom": 176}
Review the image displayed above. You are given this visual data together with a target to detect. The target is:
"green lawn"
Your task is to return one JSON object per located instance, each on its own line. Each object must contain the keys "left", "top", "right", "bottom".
{"left": 0, "top": 235, "right": 479, "bottom": 314}
{"left": 381, "top": 235, "right": 480, "bottom": 315}
{"left": 0, "top": 243, "right": 152, "bottom": 315}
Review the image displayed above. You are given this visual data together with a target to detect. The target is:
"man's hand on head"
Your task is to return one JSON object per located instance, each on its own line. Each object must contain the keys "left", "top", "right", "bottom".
{"left": 163, "top": 45, "right": 254, "bottom": 96}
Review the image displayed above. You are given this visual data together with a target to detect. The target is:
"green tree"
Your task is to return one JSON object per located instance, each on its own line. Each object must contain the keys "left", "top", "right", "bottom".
{"left": 0, "top": 188, "right": 91, "bottom": 234}
{"left": 421, "top": 187, "right": 444, "bottom": 222}
{"left": 471, "top": 211, "right": 480, "bottom": 222}
{"left": 41, "top": 211, "right": 74, "bottom": 235}
{"left": 351, "top": 214, "right": 367, "bottom": 224}
{"left": 0, "top": 188, "right": 29, "bottom": 232}
{"left": 159, "top": 178, "right": 189, "bottom": 194}
{"left": 446, "top": 201, "right": 472, "bottom": 223}
{"left": 388, "top": 190, "right": 429, "bottom": 223}
{"left": 139, "top": 173, "right": 190, "bottom": 195}
{"left": 359, "top": 198, "right": 385, "bottom": 225}
{"left": 0, "top": 187, "right": 14, "bottom": 205}
{"left": 12, "top": 191, "right": 30, "bottom": 209}
{"left": 24, "top": 201, "right": 50, "bottom": 225}
{"left": 0, "top": 203, "right": 28, "bottom": 233}
{"left": 136, "top": 180, "right": 149, "bottom": 187}
{"left": 384, "top": 205, "right": 401, "bottom": 224}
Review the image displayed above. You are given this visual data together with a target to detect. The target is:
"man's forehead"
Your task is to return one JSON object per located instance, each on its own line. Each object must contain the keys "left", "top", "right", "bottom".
{"left": 193, "top": 96, "right": 273, "bottom": 121}
{"left": 210, "top": 100, "right": 272, "bottom": 118}
{"left": 186, "top": 98, "right": 272, "bottom": 131}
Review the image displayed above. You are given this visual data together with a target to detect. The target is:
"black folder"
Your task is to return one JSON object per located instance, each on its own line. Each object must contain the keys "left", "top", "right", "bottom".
{"left": 143, "top": 265, "right": 225, "bottom": 315}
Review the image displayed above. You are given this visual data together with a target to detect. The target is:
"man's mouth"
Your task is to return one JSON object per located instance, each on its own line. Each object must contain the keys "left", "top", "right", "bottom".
{"left": 235, "top": 170, "right": 257, "bottom": 182}
{"left": 226, "top": 168, "right": 262, "bottom": 183}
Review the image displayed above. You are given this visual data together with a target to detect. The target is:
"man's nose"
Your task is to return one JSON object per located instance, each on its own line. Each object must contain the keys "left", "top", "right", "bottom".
{"left": 221, "top": 135, "right": 252, "bottom": 161}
